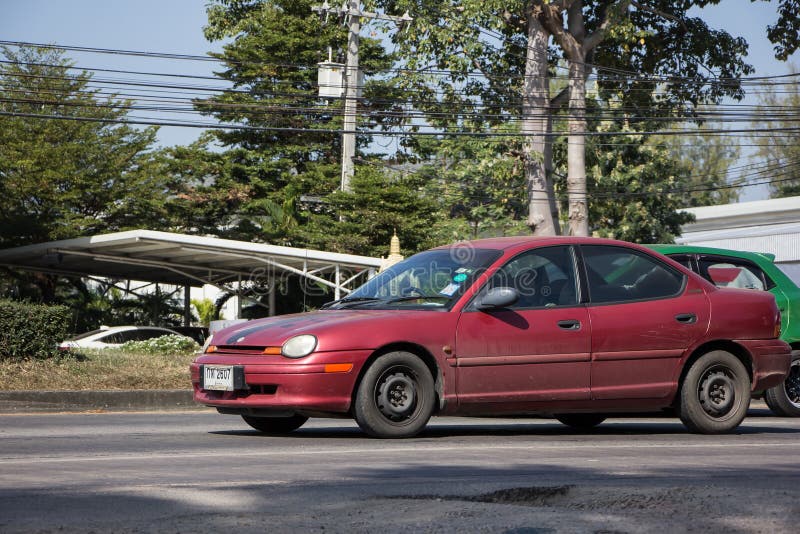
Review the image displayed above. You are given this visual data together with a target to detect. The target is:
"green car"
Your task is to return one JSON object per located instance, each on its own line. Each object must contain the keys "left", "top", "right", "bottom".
{"left": 649, "top": 244, "right": 800, "bottom": 416}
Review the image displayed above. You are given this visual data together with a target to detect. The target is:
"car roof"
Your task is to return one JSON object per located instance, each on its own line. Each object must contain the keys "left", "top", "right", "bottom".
{"left": 648, "top": 244, "right": 777, "bottom": 264}
{"left": 432, "top": 235, "right": 638, "bottom": 251}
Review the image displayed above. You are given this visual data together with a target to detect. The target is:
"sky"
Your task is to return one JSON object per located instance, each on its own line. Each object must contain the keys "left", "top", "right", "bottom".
{"left": 1, "top": 0, "right": 797, "bottom": 201}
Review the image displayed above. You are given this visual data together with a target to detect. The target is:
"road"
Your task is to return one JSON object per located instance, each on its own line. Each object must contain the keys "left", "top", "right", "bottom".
{"left": 1, "top": 406, "right": 799, "bottom": 533}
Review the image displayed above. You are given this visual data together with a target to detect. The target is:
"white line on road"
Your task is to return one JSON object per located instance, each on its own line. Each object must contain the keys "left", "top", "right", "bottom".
{"left": 2, "top": 440, "right": 798, "bottom": 465}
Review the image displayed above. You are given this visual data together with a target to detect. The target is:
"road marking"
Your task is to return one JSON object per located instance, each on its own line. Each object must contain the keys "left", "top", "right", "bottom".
{"left": 2, "top": 440, "right": 799, "bottom": 465}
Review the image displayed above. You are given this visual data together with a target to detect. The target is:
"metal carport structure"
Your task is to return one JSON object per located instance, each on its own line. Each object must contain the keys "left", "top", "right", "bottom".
{"left": 0, "top": 230, "right": 383, "bottom": 322}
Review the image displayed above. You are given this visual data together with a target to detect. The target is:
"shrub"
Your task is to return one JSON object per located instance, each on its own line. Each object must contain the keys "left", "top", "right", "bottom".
{"left": 117, "top": 334, "right": 199, "bottom": 356}
{"left": 0, "top": 299, "right": 70, "bottom": 360}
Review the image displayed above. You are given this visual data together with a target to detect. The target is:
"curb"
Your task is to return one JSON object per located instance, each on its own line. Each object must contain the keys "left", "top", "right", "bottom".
{"left": 0, "top": 389, "right": 202, "bottom": 413}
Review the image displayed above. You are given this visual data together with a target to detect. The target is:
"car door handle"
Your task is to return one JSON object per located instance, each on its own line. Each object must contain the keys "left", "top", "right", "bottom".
{"left": 557, "top": 320, "right": 581, "bottom": 330}
{"left": 675, "top": 313, "right": 697, "bottom": 324}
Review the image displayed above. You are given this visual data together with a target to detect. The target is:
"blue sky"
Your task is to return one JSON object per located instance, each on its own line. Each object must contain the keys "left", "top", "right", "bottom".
{"left": 1, "top": 0, "right": 797, "bottom": 200}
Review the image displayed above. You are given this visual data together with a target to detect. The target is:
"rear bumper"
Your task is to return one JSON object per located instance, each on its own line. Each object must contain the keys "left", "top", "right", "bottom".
{"left": 190, "top": 350, "right": 373, "bottom": 415}
{"left": 736, "top": 339, "right": 792, "bottom": 391}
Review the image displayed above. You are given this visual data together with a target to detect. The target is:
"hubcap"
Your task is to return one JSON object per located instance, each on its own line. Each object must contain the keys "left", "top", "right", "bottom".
{"left": 699, "top": 368, "right": 736, "bottom": 418}
{"left": 376, "top": 368, "right": 418, "bottom": 422}
{"left": 784, "top": 360, "right": 800, "bottom": 407}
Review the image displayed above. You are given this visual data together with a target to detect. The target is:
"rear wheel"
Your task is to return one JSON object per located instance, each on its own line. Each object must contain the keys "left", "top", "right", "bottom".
{"left": 555, "top": 414, "right": 606, "bottom": 429}
{"left": 241, "top": 414, "right": 308, "bottom": 434}
{"left": 679, "top": 350, "right": 750, "bottom": 434}
{"left": 764, "top": 351, "right": 800, "bottom": 417}
{"left": 354, "top": 351, "right": 435, "bottom": 438}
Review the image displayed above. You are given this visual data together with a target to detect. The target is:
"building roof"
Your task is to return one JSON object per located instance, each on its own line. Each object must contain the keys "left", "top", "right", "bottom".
{"left": 677, "top": 196, "right": 800, "bottom": 267}
{"left": 0, "top": 230, "right": 382, "bottom": 291}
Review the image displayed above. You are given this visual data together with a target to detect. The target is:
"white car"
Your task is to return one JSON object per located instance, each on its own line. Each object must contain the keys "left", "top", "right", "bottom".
{"left": 59, "top": 326, "right": 181, "bottom": 350}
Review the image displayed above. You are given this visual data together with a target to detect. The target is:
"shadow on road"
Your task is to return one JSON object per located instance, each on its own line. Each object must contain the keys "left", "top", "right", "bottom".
{"left": 209, "top": 416, "right": 800, "bottom": 440}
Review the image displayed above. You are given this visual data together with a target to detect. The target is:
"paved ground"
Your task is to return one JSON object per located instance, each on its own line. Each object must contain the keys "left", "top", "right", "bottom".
{"left": 1, "top": 406, "right": 799, "bottom": 533}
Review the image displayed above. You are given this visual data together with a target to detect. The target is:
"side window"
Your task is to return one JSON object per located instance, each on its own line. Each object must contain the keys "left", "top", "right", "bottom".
{"left": 100, "top": 332, "right": 125, "bottom": 344}
{"left": 665, "top": 254, "right": 694, "bottom": 271}
{"left": 699, "top": 259, "right": 765, "bottom": 291}
{"left": 582, "top": 246, "right": 685, "bottom": 304}
{"left": 137, "top": 329, "right": 169, "bottom": 341}
{"left": 486, "top": 246, "right": 579, "bottom": 308}
{"left": 114, "top": 330, "right": 141, "bottom": 343}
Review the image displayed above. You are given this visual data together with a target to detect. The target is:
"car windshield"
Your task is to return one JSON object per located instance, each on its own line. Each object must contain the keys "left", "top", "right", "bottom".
{"left": 326, "top": 247, "right": 501, "bottom": 310}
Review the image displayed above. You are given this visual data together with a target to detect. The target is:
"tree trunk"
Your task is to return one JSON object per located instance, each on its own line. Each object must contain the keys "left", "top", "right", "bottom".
{"left": 567, "top": 57, "right": 589, "bottom": 236}
{"left": 544, "top": 113, "right": 561, "bottom": 233}
{"left": 522, "top": 13, "right": 558, "bottom": 236}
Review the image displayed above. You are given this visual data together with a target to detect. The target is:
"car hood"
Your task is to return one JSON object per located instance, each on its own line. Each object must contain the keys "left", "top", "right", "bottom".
{"left": 209, "top": 309, "right": 450, "bottom": 351}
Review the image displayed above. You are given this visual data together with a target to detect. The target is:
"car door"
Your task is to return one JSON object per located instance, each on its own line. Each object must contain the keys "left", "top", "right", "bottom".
{"left": 580, "top": 245, "right": 710, "bottom": 400}
{"left": 455, "top": 245, "right": 591, "bottom": 405}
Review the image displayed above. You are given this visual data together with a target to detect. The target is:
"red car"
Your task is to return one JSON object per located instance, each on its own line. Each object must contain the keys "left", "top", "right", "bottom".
{"left": 191, "top": 237, "right": 790, "bottom": 438}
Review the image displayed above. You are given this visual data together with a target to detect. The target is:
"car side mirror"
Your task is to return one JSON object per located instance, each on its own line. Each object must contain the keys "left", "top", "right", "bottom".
{"left": 475, "top": 287, "right": 519, "bottom": 311}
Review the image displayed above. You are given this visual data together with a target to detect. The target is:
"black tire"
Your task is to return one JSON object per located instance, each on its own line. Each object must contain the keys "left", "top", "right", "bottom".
{"left": 353, "top": 351, "right": 435, "bottom": 438}
{"left": 764, "top": 351, "right": 800, "bottom": 417}
{"left": 679, "top": 350, "right": 750, "bottom": 434}
{"left": 555, "top": 414, "right": 606, "bottom": 429}
{"left": 241, "top": 414, "right": 308, "bottom": 434}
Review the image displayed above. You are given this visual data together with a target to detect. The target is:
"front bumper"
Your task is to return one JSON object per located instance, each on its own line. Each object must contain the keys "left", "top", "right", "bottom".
{"left": 190, "top": 350, "right": 373, "bottom": 415}
{"left": 736, "top": 339, "right": 792, "bottom": 391}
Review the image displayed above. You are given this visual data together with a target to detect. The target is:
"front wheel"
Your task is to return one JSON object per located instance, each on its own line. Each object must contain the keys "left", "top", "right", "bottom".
{"left": 354, "top": 351, "right": 435, "bottom": 438}
{"left": 764, "top": 352, "right": 800, "bottom": 417}
{"left": 241, "top": 414, "right": 308, "bottom": 434}
{"left": 679, "top": 350, "right": 750, "bottom": 434}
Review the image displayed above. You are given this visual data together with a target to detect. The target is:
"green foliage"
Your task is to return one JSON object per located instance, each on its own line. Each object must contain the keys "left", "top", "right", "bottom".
{"left": 750, "top": 67, "right": 800, "bottom": 198}
{"left": 763, "top": 0, "right": 800, "bottom": 61}
{"left": 417, "top": 132, "right": 529, "bottom": 242}
{"left": 181, "top": 0, "right": 399, "bottom": 246}
{"left": 0, "top": 46, "right": 170, "bottom": 248}
{"left": 553, "top": 108, "right": 695, "bottom": 243}
{"left": 191, "top": 298, "right": 219, "bottom": 327}
{"left": 298, "top": 165, "right": 441, "bottom": 257}
{"left": 0, "top": 299, "right": 70, "bottom": 360}
{"left": 659, "top": 121, "right": 741, "bottom": 206}
{"left": 117, "top": 334, "right": 200, "bottom": 356}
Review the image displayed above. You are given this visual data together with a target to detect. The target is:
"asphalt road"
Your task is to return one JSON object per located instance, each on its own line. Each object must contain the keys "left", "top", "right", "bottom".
{"left": 2, "top": 406, "right": 799, "bottom": 533}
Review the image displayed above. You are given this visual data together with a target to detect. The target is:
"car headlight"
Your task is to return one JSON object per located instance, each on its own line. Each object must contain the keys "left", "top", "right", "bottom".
{"left": 282, "top": 335, "right": 317, "bottom": 358}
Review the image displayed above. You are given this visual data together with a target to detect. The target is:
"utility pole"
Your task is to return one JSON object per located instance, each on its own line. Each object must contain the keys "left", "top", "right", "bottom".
{"left": 341, "top": 0, "right": 359, "bottom": 192}
{"left": 312, "top": 2, "right": 412, "bottom": 192}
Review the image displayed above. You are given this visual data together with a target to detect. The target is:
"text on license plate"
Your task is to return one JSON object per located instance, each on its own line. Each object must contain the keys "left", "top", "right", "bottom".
{"left": 204, "top": 365, "right": 234, "bottom": 391}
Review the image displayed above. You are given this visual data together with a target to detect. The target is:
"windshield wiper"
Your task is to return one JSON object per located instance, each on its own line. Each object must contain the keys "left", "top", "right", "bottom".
{"left": 322, "top": 297, "right": 384, "bottom": 309}
{"left": 384, "top": 295, "right": 451, "bottom": 304}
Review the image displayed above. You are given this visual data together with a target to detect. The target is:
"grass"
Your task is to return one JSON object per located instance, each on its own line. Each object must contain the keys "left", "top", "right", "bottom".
{"left": 0, "top": 349, "right": 197, "bottom": 390}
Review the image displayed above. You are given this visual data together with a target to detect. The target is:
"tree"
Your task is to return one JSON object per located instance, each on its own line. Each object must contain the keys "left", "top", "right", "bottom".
{"left": 416, "top": 132, "right": 529, "bottom": 241}
{"left": 194, "top": 0, "right": 399, "bottom": 246}
{"left": 552, "top": 104, "right": 695, "bottom": 242}
{"left": 0, "top": 46, "right": 174, "bottom": 302}
{"left": 660, "top": 122, "right": 741, "bottom": 206}
{"left": 0, "top": 46, "right": 169, "bottom": 248}
{"left": 760, "top": 0, "right": 800, "bottom": 61}
{"left": 381, "top": 1, "right": 752, "bottom": 235}
{"left": 750, "top": 68, "right": 800, "bottom": 198}
{"left": 192, "top": 298, "right": 220, "bottom": 327}
{"left": 298, "top": 165, "right": 441, "bottom": 257}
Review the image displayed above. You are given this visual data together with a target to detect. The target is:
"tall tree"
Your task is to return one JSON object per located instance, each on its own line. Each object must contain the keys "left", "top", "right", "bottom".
{"left": 381, "top": 1, "right": 752, "bottom": 235}
{"left": 552, "top": 102, "right": 695, "bottom": 242}
{"left": 196, "top": 0, "right": 399, "bottom": 246}
{"left": 0, "top": 46, "right": 172, "bottom": 303}
{"left": 0, "top": 46, "right": 167, "bottom": 248}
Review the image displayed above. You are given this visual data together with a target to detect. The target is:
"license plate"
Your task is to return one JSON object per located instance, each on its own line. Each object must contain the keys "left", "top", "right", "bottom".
{"left": 203, "top": 365, "right": 234, "bottom": 391}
